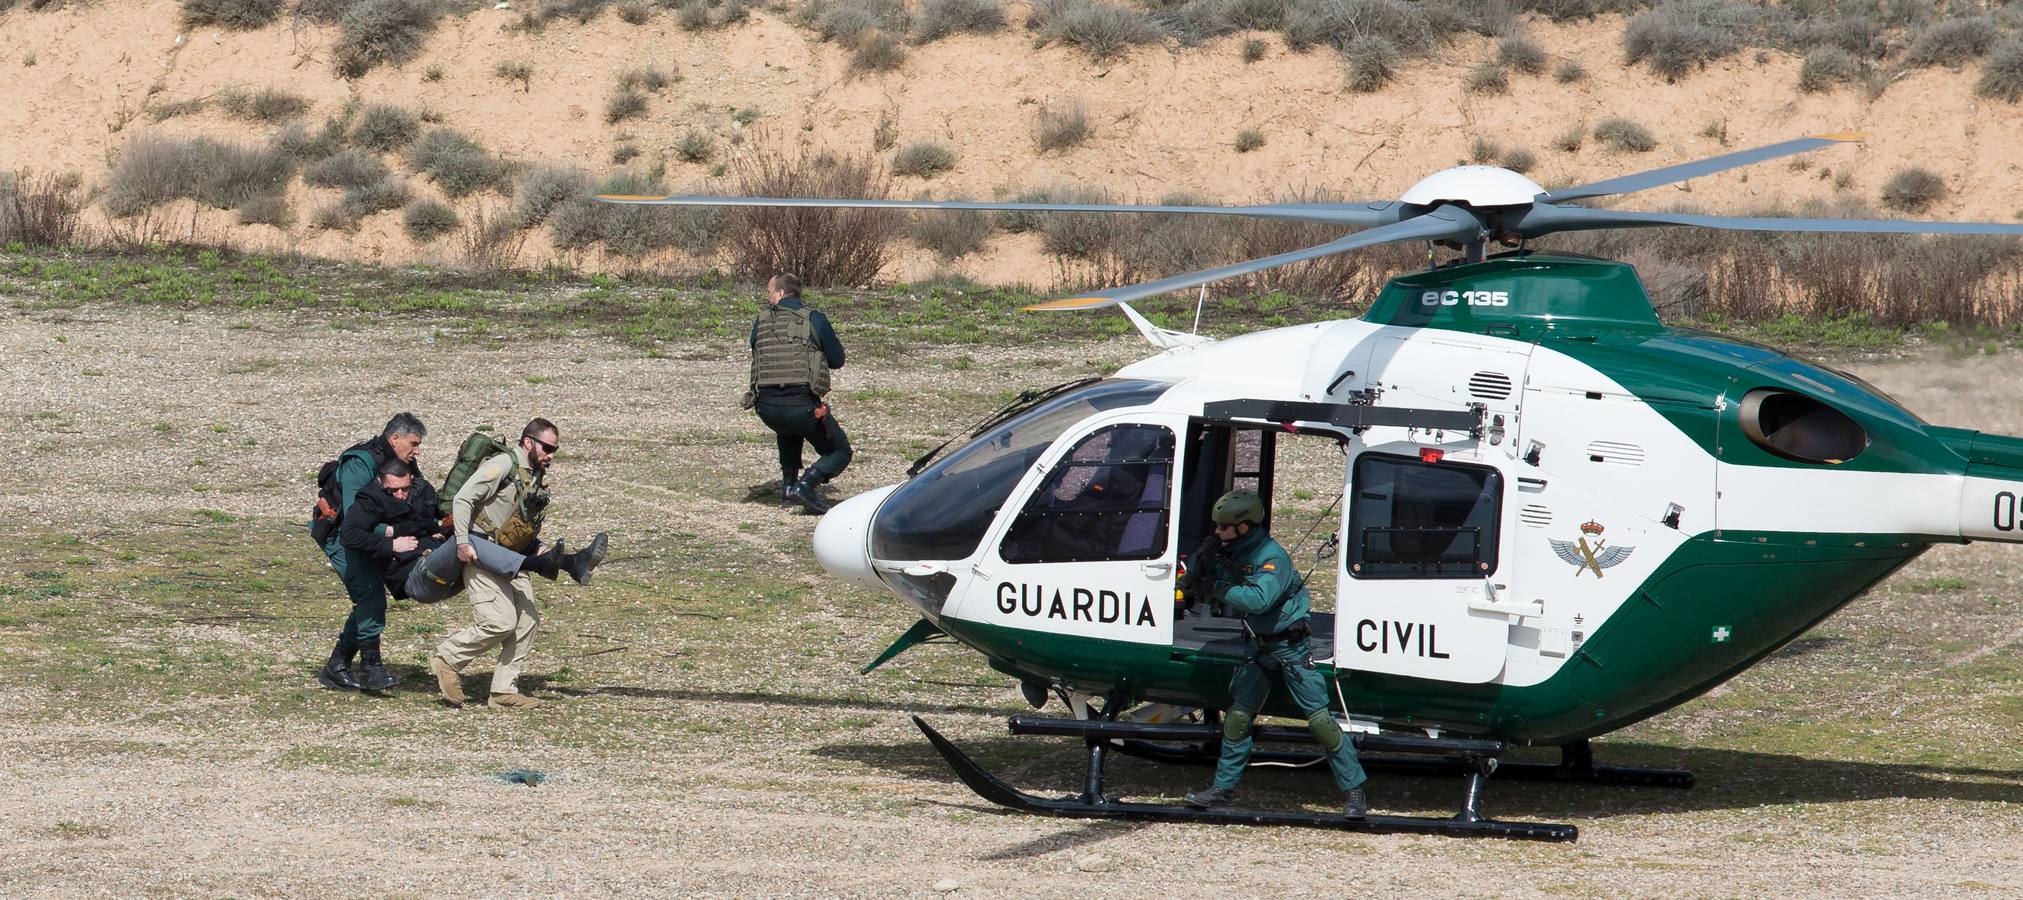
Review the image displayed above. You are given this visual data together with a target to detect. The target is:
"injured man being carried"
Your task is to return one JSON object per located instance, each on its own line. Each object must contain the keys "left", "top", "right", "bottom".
{"left": 340, "top": 456, "right": 606, "bottom": 604}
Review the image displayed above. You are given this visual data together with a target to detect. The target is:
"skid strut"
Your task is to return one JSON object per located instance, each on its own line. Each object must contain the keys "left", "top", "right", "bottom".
{"left": 913, "top": 716, "right": 1578, "bottom": 842}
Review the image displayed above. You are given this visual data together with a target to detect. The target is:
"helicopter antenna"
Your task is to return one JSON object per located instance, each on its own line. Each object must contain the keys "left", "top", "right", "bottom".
{"left": 1191, "top": 284, "right": 1207, "bottom": 334}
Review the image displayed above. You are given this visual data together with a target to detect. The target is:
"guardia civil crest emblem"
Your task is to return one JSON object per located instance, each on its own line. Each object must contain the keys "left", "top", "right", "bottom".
{"left": 1549, "top": 520, "right": 1634, "bottom": 578}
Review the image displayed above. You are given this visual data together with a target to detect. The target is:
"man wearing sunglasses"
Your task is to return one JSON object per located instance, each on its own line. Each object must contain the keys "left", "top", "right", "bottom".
{"left": 1179, "top": 489, "right": 1371, "bottom": 820}
{"left": 431, "top": 418, "right": 564, "bottom": 710}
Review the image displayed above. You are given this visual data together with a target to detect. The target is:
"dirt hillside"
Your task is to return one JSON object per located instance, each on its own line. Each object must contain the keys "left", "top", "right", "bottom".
{"left": 4, "top": 1, "right": 2022, "bottom": 283}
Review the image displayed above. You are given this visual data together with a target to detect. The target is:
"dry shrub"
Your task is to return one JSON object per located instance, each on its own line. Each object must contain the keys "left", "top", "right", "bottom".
{"left": 891, "top": 142, "right": 955, "bottom": 177}
{"left": 1977, "top": 39, "right": 2023, "bottom": 102}
{"left": 353, "top": 104, "right": 420, "bottom": 151}
{"left": 1033, "top": 99, "right": 1091, "bottom": 153}
{"left": 1497, "top": 34, "right": 1546, "bottom": 74}
{"left": 332, "top": 0, "right": 445, "bottom": 78}
{"left": 180, "top": 0, "right": 283, "bottom": 29}
{"left": 511, "top": 164, "right": 590, "bottom": 228}
{"left": 1467, "top": 135, "right": 1500, "bottom": 164}
{"left": 1594, "top": 117, "right": 1656, "bottom": 153}
{"left": 1500, "top": 146, "right": 1537, "bottom": 173}
{"left": 1233, "top": 128, "right": 1265, "bottom": 152}
{"left": 458, "top": 200, "right": 530, "bottom": 270}
{"left": 723, "top": 145, "right": 899, "bottom": 285}
{"left": 236, "top": 193, "right": 293, "bottom": 227}
{"left": 911, "top": 0, "right": 1004, "bottom": 43}
{"left": 304, "top": 148, "right": 390, "bottom": 189}
{"left": 1798, "top": 46, "right": 1860, "bottom": 93}
{"left": 805, "top": 0, "right": 910, "bottom": 46}
{"left": 1241, "top": 37, "right": 1268, "bottom": 62}
{"left": 850, "top": 31, "right": 908, "bottom": 71}
{"left": 273, "top": 114, "right": 352, "bottom": 161}
{"left": 402, "top": 198, "right": 459, "bottom": 241}
{"left": 616, "top": 0, "right": 650, "bottom": 22}
{"left": 618, "top": 67, "right": 674, "bottom": 92}
{"left": 606, "top": 87, "right": 649, "bottom": 124}
{"left": 1880, "top": 167, "right": 1946, "bottom": 213}
{"left": 406, "top": 127, "right": 508, "bottom": 197}
{"left": 1029, "top": 0, "right": 1166, "bottom": 60}
{"left": 217, "top": 86, "right": 310, "bottom": 123}
{"left": 1343, "top": 34, "right": 1399, "bottom": 92}
{"left": 104, "top": 135, "right": 293, "bottom": 217}
{"left": 909, "top": 208, "right": 995, "bottom": 259}
{"left": 675, "top": 129, "right": 716, "bottom": 162}
{"left": 1554, "top": 59, "right": 1586, "bottom": 82}
{"left": 1905, "top": 17, "right": 1995, "bottom": 69}
{"left": 1465, "top": 61, "right": 1508, "bottom": 94}
{"left": 0, "top": 171, "right": 86, "bottom": 247}
{"left": 1622, "top": 3, "right": 1740, "bottom": 80}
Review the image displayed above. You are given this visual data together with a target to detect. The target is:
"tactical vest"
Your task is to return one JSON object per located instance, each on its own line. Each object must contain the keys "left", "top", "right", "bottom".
{"left": 750, "top": 303, "right": 831, "bottom": 397}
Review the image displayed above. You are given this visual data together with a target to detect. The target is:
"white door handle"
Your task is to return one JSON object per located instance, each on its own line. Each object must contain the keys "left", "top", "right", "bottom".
{"left": 1141, "top": 562, "right": 1174, "bottom": 577}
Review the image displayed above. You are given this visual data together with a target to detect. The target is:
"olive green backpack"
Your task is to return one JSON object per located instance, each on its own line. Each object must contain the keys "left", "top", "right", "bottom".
{"left": 437, "top": 431, "right": 513, "bottom": 518}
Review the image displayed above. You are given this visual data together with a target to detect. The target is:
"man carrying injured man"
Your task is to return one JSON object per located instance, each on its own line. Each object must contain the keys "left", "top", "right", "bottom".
{"left": 429, "top": 418, "right": 603, "bottom": 710}
{"left": 341, "top": 456, "right": 606, "bottom": 611}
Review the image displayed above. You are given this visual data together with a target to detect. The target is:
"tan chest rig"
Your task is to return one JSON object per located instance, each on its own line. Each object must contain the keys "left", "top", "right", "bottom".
{"left": 490, "top": 465, "right": 547, "bottom": 553}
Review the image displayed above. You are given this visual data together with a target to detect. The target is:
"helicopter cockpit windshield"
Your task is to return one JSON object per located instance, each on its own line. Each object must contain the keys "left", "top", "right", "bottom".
{"left": 871, "top": 379, "right": 1173, "bottom": 562}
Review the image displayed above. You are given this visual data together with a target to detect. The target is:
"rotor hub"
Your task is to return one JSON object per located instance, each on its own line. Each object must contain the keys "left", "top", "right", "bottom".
{"left": 1400, "top": 166, "right": 1546, "bottom": 208}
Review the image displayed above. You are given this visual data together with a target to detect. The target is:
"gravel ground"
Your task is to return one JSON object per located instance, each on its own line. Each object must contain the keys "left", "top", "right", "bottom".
{"left": 1, "top": 298, "right": 2020, "bottom": 897}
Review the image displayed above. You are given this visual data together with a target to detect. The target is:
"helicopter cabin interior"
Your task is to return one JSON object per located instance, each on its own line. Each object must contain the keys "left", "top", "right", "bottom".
{"left": 1167, "top": 419, "right": 1505, "bottom": 666}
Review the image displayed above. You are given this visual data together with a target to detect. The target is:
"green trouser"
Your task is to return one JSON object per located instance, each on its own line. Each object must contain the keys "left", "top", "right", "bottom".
{"left": 322, "top": 536, "right": 387, "bottom": 643}
{"left": 754, "top": 394, "right": 853, "bottom": 483}
{"left": 1212, "top": 638, "right": 1367, "bottom": 793}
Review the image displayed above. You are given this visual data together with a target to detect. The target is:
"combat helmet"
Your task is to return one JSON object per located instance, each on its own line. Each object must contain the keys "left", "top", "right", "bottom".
{"left": 1210, "top": 490, "right": 1265, "bottom": 525}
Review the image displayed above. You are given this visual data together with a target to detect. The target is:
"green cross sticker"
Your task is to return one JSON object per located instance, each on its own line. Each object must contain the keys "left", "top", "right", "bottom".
{"left": 1711, "top": 625, "right": 1732, "bottom": 644}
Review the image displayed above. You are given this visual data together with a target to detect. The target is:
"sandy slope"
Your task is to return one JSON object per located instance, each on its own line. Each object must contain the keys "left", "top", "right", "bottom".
{"left": 4, "top": 2, "right": 2022, "bottom": 282}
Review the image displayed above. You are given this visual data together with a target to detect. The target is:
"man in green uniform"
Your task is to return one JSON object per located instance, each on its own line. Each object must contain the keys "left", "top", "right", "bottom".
{"left": 1181, "top": 490, "right": 1370, "bottom": 819}
{"left": 430, "top": 417, "right": 559, "bottom": 710}
{"left": 315, "top": 412, "right": 427, "bottom": 693}
{"left": 748, "top": 272, "right": 851, "bottom": 514}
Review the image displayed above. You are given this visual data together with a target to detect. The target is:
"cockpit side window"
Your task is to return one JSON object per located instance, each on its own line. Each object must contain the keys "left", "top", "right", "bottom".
{"left": 1000, "top": 424, "right": 1175, "bottom": 564}
{"left": 871, "top": 379, "right": 1171, "bottom": 562}
{"left": 1347, "top": 453, "right": 1502, "bottom": 579}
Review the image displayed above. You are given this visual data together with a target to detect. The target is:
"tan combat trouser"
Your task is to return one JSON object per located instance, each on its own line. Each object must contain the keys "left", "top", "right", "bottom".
{"left": 434, "top": 566, "right": 540, "bottom": 695}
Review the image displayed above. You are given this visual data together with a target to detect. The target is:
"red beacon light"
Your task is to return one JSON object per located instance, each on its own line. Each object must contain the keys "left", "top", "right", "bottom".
{"left": 1419, "top": 447, "right": 1445, "bottom": 464}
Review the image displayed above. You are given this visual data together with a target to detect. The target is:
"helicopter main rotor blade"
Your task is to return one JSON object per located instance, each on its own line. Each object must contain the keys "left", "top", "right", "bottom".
{"left": 1539, "top": 133, "right": 1865, "bottom": 204}
{"left": 1516, "top": 203, "right": 2023, "bottom": 238}
{"left": 1026, "top": 206, "right": 1480, "bottom": 311}
{"left": 595, "top": 194, "right": 1408, "bottom": 226}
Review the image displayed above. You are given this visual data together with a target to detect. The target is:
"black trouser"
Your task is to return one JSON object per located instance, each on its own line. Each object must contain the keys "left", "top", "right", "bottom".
{"left": 755, "top": 388, "right": 852, "bottom": 484}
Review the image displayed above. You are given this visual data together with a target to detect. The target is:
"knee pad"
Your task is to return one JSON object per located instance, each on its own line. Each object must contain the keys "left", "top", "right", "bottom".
{"left": 1222, "top": 708, "right": 1256, "bottom": 743}
{"left": 1305, "top": 709, "right": 1345, "bottom": 752}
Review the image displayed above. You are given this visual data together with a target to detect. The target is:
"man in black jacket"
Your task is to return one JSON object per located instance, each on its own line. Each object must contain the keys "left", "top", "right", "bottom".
{"left": 339, "top": 457, "right": 447, "bottom": 691}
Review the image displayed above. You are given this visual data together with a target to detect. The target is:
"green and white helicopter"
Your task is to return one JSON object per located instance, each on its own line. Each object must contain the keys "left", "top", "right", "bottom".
{"left": 604, "top": 135, "right": 2023, "bottom": 840}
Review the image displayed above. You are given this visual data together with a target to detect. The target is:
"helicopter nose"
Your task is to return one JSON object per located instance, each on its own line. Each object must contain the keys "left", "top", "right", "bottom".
{"left": 813, "top": 484, "right": 898, "bottom": 593}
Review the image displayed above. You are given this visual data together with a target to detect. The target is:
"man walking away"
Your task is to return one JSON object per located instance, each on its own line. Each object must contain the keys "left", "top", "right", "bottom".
{"left": 431, "top": 418, "right": 562, "bottom": 710}
{"left": 748, "top": 272, "right": 851, "bottom": 514}
{"left": 315, "top": 412, "right": 426, "bottom": 693}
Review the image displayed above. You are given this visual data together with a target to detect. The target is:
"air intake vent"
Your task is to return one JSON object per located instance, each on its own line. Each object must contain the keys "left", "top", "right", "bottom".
{"left": 1586, "top": 441, "right": 1645, "bottom": 466}
{"left": 1519, "top": 505, "right": 1552, "bottom": 528}
{"left": 1468, "top": 371, "right": 1514, "bottom": 400}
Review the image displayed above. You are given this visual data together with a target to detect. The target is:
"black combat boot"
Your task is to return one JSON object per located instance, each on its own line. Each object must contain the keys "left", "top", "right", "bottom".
{"left": 561, "top": 532, "right": 609, "bottom": 585}
{"left": 317, "top": 636, "right": 362, "bottom": 692}
{"left": 357, "top": 636, "right": 401, "bottom": 692}
{"left": 1184, "top": 786, "right": 1235, "bottom": 809}
{"left": 781, "top": 468, "right": 800, "bottom": 505}
{"left": 785, "top": 472, "right": 832, "bottom": 515}
{"left": 1342, "top": 787, "right": 1368, "bottom": 820}
{"left": 522, "top": 541, "right": 566, "bottom": 581}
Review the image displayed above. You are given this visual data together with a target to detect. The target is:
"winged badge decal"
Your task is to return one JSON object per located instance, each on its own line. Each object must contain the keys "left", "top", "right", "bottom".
{"left": 1550, "top": 520, "right": 1634, "bottom": 578}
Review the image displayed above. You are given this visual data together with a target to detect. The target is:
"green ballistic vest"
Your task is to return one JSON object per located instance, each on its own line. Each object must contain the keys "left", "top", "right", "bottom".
{"left": 751, "top": 303, "right": 831, "bottom": 397}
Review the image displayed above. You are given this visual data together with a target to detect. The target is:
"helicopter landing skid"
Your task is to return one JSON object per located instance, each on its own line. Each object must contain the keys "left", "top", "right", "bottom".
{"left": 913, "top": 716, "right": 1577, "bottom": 842}
{"left": 1110, "top": 737, "right": 1696, "bottom": 789}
